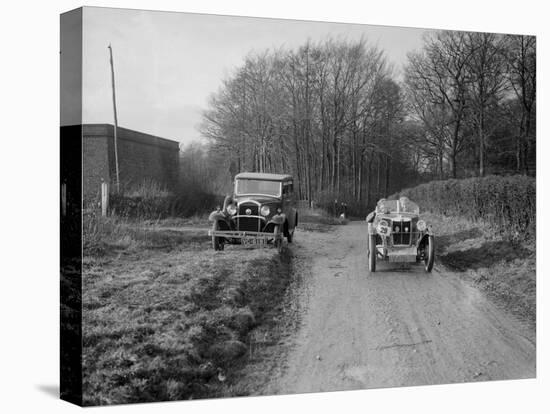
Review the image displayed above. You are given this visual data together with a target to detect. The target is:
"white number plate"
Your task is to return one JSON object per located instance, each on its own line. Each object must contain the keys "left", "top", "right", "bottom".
{"left": 242, "top": 237, "right": 266, "bottom": 246}
{"left": 388, "top": 254, "right": 416, "bottom": 263}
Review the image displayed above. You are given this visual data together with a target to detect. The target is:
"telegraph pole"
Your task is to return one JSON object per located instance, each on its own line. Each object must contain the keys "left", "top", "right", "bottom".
{"left": 108, "top": 43, "right": 121, "bottom": 193}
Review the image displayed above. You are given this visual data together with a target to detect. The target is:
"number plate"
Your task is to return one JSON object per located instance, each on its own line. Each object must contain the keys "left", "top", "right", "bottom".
{"left": 242, "top": 237, "right": 266, "bottom": 246}
{"left": 389, "top": 254, "right": 416, "bottom": 263}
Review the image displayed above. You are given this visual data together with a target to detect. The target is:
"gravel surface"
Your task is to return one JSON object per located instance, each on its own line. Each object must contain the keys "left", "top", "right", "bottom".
{"left": 265, "top": 221, "right": 535, "bottom": 394}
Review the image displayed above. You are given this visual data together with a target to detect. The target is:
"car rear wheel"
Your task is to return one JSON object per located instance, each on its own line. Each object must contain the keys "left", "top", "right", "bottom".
{"left": 212, "top": 221, "right": 224, "bottom": 251}
{"left": 274, "top": 225, "right": 283, "bottom": 254}
{"left": 368, "top": 234, "right": 376, "bottom": 272}
{"left": 424, "top": 235, "right": 434, "bottom": 272}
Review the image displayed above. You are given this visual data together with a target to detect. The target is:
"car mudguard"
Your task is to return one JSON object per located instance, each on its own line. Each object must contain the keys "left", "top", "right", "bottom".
{"left": 367, "top": 222, "right": 377, "bottom": 235}
{"left": 366, "top": 211, "right": 376, "bottom": 223}
{"left": 268, "top": 213, "right": 286, "bottom": 226}
{"left": 208, "top": 211, "right": 233, "bottom": 231}
{"left": 208, "top": 210, "right": 225, "bottom": 222}
{"left": 416, "top": 231, "right": 433, "bottom": 248}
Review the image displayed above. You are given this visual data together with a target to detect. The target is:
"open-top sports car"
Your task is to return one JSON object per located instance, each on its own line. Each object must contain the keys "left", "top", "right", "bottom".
{"left": 366, "top": 197, "right": 434, "bottom": 272}
{"left": 208, "top": 172, "right": 298, "bottom": 253}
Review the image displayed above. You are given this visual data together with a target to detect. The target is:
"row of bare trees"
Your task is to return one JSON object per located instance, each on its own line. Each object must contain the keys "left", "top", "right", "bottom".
{"left": 199, "top": 38, "right": 409, "bottom": 209}
{"left": 193, "top": 32, "right": 535, "bottom": 213}
{"left": 404, "top": 31, "right": 536, "bottom": 179}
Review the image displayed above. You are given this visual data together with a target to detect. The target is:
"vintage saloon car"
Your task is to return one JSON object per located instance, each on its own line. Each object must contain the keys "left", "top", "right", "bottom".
{"left": 208, "top": 172, "right": 298, "bottom": 252}
{"left": 366, "top": 197, "right": 434, "bottom": 272}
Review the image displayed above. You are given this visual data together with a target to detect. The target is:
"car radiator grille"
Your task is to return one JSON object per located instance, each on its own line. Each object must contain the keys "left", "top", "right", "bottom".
{"left": 392, "top": 220, "right": 412, "bottom": 245}
{"left": 237, "top": 203, "right": 261, "bottom": 232}
{"left": 237, "top": 217, "right": 261, "bottom": 232}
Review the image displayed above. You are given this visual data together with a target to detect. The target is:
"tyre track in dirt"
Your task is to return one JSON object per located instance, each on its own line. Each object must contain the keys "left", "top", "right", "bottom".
{"left": 264, "top": 221, "right": 535, "bottom": 394}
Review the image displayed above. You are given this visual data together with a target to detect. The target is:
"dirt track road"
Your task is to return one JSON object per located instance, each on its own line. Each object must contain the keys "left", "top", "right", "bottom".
{"left": 268, "top": 221, "right": 535, "bottom": 394}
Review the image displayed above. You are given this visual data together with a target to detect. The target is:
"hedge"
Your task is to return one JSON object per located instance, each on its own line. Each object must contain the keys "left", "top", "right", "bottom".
{"left": 110, "top": 190, "right": 223, "bottom": 220}
{"left": 393, "top": 175, "right": 536, "bottom": 237}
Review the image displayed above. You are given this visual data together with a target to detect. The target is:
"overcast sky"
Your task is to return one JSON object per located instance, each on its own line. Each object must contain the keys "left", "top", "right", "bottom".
{"left": 82, "top": 7, "right": 430, "bottom": 146}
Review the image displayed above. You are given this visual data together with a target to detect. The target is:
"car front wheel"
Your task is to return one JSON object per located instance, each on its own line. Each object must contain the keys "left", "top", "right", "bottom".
{"left": 211, "top": 221, "right": 224, "bottom": 251}
{"left": 286, "top": 223, "right": 294, "bottom": 243}
{"left": 424, "top": 235, "right": 434, "bottom": 272}
{"left": 368, "top": 234, "right": 376, "bottom": 272}
{"left": 274, "top": 225, "right": 283, "bottom": 254}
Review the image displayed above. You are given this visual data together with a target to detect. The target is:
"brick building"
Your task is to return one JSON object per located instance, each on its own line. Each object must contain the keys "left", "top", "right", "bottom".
{"left": 80, "top": 124, "right": 179, "bottom": 202}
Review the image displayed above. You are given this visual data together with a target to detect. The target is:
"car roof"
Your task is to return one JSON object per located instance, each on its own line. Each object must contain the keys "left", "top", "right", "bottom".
{"left": 235, "top": 172, "right": 293, "bottom": 182}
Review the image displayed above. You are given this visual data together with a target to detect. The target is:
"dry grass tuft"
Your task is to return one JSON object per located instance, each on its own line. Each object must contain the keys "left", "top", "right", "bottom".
{"left": 83, "top": 211, "right": 209, "bottom": 257}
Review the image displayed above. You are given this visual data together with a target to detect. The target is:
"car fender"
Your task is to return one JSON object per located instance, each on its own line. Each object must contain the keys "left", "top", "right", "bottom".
{"left": 416, "top": 232, "right": 434, "bottom": 248}
{"left": 209, "top": 213, "right": 233, "bottom": 232}
{"left": 367, "top": 222, "right": 377, "bottom": 235}
{"left": 268, "top": 213, "right": 286, "bottom": 226}
{"left": 209, "top": 210, "right": 227, "bottom": 223}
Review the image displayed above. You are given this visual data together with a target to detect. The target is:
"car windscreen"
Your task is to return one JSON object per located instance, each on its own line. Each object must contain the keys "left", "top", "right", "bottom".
{"left": 376, "top": 200, "right": 398, "bottom": 214}
{"left": 400, "top": 199, "right": 419, "bottom": 214}
{"left": 376, "top": 199, "right": 419, "bottom": 214}
{"left": 235, "top": 179, "right": 281, "bottom": 197}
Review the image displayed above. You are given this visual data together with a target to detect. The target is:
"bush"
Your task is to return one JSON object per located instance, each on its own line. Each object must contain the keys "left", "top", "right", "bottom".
{"left": 82, "top": 211, "right": 211, "bottom": 257}
{"left": 392, "top": 175, "right": 536, "bottom": 238}
{"left": 109, "top": 180, "right": 223, "bottom": 220}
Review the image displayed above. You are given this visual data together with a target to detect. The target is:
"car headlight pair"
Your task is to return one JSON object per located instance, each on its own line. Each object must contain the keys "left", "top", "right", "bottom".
{"left": 226, "top": 204, "right": 271, "bottom": 216}
{"left": 377, "top": 219, "right": 428, "bottom": 234}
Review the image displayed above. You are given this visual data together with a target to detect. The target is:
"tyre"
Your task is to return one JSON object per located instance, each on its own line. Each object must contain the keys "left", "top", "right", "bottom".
{"left": 287, "top": 213, "right": 298, "bottom": 243}
{"left": 274, "top": 225, "right": 283, "bottom": 254}
{"left": 287, "top": 223, "right": 294, "bottom": 243}
{"left": 211, "top": 221, "right": 224, "bottom": 251}
{"left": 368, "top": 234, "right": 376, "bottom": 272}
{"left": 424, "top": 235, "right": 434, "bottom": 272}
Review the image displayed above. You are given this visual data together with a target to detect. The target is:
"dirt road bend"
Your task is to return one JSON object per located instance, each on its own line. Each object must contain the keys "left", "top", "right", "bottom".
{"left": 268, "top": 221, "right": 535, "bottom": 394}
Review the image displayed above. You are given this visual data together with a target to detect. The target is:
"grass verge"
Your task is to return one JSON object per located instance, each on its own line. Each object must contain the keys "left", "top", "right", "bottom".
{"left": 82, "top": 216, "right": 294, "bottom": 405}
{"left": 425, "top": 212, "right": 535, "bottom": 327}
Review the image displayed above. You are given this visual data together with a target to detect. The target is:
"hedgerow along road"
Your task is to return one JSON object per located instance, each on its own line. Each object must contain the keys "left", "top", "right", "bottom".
{"left": 266, "top": 221, "right": 535, "bottom": 393}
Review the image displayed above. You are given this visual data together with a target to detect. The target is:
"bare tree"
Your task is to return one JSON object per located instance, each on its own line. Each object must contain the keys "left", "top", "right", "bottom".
{"left": 505, "top": 35, "right": 536, "bottom": 174}
{"left": 464, "top": 32, "right": 508, "bottom": 176}
{"left": 405, "top": 31, "right": 473, "bottom": 178}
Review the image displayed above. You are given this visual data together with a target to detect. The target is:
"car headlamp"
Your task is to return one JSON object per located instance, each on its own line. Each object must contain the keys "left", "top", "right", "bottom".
{"left": 376, "top": 220, "right": 391, "bottom": 236}
{"left": 260, "top": 205, "right": 271, "bottom": 217}
{"left": 417, "top": 220, "right": 427, "bottom": 232}
{"left": 226, "top": 204, "right": 237, "bottom": 216}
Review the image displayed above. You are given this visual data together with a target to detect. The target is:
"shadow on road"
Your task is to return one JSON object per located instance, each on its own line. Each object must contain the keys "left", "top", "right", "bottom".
{"left": 440, "top": 240, "right": 531, "bottom": 271}
{"left": 368, "top": 262, "right": 433, "bottom": 277}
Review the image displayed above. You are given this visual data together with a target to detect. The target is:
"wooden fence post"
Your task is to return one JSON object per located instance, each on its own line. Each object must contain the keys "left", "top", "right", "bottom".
{"left": 101, "top": 182, "right": 109, "bottom": 217}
